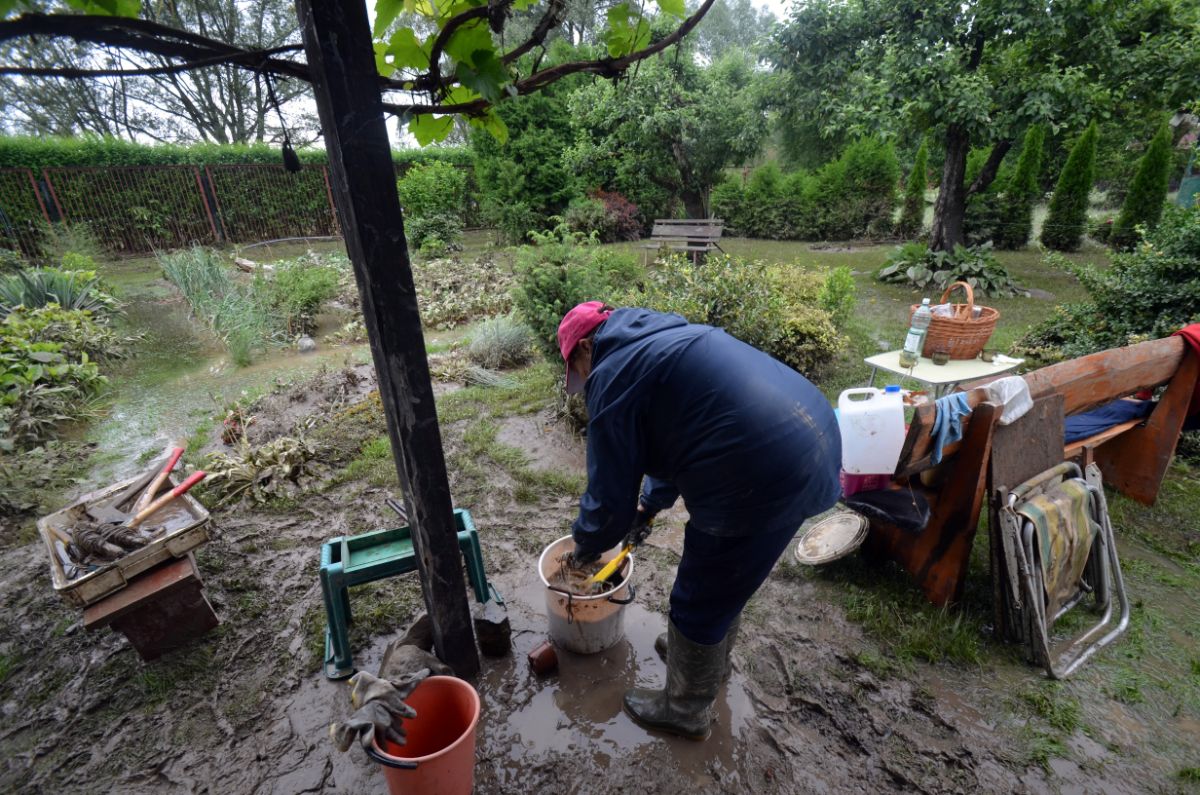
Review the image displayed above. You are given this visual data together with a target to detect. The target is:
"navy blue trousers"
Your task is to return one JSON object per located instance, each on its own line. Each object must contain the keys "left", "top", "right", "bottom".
{"left": 669, "top": 521, "right": 800, "bottom": 645}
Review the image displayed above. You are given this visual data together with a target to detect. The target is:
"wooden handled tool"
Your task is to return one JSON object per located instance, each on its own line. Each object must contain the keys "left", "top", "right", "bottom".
{"left": 132, "top": 446, "right": 185, "bottom": 514}
{"left": 128, "top": 471, "right": 206, "bottom": 529}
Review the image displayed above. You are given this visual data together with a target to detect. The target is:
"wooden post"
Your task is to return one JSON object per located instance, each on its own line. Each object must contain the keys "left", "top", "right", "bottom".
{"left": 294, "top": 0, "right": 479, "bottom": 676}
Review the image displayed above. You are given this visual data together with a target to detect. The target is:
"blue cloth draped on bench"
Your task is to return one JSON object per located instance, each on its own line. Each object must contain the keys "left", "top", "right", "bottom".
{"left": 1064, "top": 399, "right": 1155, "bottom": 444}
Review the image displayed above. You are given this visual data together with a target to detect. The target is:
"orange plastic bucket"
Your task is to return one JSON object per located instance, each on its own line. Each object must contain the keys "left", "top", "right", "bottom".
{"left": 369, "top": 675, "right": 481, "bottom": 795}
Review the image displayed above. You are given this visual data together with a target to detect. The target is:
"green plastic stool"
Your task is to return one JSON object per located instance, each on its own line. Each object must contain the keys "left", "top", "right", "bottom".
{"left": 319, "top": 508, "right": 493, "bottom": 679}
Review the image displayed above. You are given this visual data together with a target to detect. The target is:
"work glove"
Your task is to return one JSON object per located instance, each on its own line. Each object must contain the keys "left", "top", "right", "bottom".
{"left": 624, "top": 507, "right": 655, "bottom": 548}
{"left": 329, "top": 669, "right": 428, "bottom": 753}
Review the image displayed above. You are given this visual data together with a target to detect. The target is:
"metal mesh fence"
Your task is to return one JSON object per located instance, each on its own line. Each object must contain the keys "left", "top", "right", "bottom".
{"left": 206, "top": 164, "right": 339, "bottom": 243}
{"left": 0, "top": 160, "right": 481, "bottom": 257}
{"left": 44, "top": 166, "right": 217, "bottom": 254}
{"left": 0, "top": 168, "right": 51, "bottom": 258}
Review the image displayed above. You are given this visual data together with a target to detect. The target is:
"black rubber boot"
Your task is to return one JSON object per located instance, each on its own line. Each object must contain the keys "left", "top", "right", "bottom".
{"left": 624, "top": 620, "right": 725, "bottom": 740}
{"left": 655, "top": 614, "right": 740, "bottom": 681}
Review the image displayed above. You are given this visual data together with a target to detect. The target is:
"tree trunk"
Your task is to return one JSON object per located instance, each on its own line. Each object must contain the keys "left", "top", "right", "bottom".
{"left": 930, "top": 124, "right": 970, "bottom": 251}
{"left": 680, "top": 188, "right": 707, "bottom": 219}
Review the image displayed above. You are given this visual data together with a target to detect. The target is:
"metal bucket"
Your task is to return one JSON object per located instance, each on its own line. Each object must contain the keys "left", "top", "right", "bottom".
{"left": 537, "top": 535, "right": 634, "bottom": 654}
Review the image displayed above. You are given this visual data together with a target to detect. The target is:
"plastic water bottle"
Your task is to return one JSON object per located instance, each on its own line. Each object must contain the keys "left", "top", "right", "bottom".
{"left": 899, "top": 298, "right": 933, "bottom": 367}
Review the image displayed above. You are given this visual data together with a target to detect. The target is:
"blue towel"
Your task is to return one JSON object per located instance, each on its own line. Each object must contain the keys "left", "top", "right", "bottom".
{"left": 1064, "top": 399, "right": 1154, "bottom": 443}
{"left": 931, "top": 393, "right": 972, "bottom": 465}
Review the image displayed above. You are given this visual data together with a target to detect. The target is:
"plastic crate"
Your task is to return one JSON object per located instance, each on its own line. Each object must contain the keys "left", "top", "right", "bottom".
{"left": 38, "top": 472, "right": 211, "bottom": 608}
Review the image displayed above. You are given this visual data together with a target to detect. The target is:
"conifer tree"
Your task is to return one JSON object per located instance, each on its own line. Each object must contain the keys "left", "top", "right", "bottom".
{"left": 897, "top": 140, "right": 928, "bottom": 238}
{"left": 1041, "top": 122, "right": 1098, "bottom": 251}
{"left": 1110, "top": 122, "right": 1173, "bottom": 250}
{"left": 995, "top": 125, "right": 1044, "bottom": 249}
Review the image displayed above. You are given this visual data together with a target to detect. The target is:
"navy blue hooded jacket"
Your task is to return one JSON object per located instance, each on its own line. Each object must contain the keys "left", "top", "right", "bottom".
{"left": 572, "top": 308, "right": 841, "bottom": 554}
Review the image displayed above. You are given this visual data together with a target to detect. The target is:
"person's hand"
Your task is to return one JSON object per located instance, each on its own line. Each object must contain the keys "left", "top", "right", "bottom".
{"left": 568, "top": 544, "right": 601, "bottom": 568}
{"left": 625, "top": 506, "right": 655, "bottom": 547}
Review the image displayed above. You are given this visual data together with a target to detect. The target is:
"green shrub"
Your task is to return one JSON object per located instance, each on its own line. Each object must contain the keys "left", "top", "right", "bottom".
{"left": 563, "top": 191, "right": 641, "bottom": 243}
{"left": 818, "top": 266, "right": 857, "bottom": 329}
{"left": 1, "top": 304, "right": 128, "bottom": 362}
{"left": 467, "top": 316, "right": 535, "bottom": 369}
{"left": 406, "top": 213, "right": 464, "bottom": 253}
{"left": 1015, "top": 206, "right": 1200, "bottom": 360}
{"left": 39, "top": 222, "right": 105, "bottom": 263}
{"left": 877, "top": 241, "right": 1018, "bottom": 297}
{"left": 963, "top": 147, "right": 1008, "bottom": 246}
{"left": 512, "top": 223, "right": 642, "bottom": 356}
{"left": 0, "top": 135, "right": 469, "bottom": 170}
{"left": 0, "top": 266, "right": 117, "bottom": 318}
{"left": 397, "top": 160, "right": 468, "bottom": 222}
{"left": 159, "top": 247, "right": 284, "bottom": 366}
{"left": 1088, "top": 215, "right": 1116, "bottom": 245}
{"left": 710, "top": 176, "right": 745, "bottom": 234}
{"left": 1110, "top": 121, "right": 1173, "bottom": 250}
{"left": 1041, "top": 122, "right": 1099, "bottom": 251}
{"left": 472, "top": 92, "right": 577, "bottom": 244}
{"left": 621, "top": 254, "right": 842, "bottom": 377}
{"left": 825, "top": 137, "right": 899, "bottom": 239}
{"left": 728, "top": 139, "right": 897, "bottom": 241}
{"left": 741, "top": 163, "right": 789, "bottom": 239}
{"left": 0, "top": 249, "right": 23, "bottom": 274}
{"left": 0, "top": 327, "right": 108, "bottom": 449}
{"left": 897, "top": 140, "right": 928, "bottom": 239}
{"left": 994, "top": 125, "right": 1045, "bottom": 250}
{"left": 269, "top": 257, "right": 340, "bottom": 336}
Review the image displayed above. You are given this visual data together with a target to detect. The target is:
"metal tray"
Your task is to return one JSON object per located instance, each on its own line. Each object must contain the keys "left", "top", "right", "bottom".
{"left": 38, "top": 472, "right": 211, "bottom": 608}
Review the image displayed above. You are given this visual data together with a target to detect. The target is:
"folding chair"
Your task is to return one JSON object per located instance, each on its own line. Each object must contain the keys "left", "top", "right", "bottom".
{"left": 997, "top": 462, "right": 1130, "bottom": 679}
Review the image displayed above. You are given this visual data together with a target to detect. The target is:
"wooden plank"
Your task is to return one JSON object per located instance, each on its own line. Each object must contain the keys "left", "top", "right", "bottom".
{"left": 297, "top": 0, "right": 479, "bottom": 676}
{"left": 894, "top": 388, "right": 990, "bottom": 478}
{"left": 1024, "top": 336, "right": 1185, "bottom": 415}
{"left": 864, "top": 402, "right": 1000, "bottom": 606}
{"left": 987, "top": 395, "right": 1064, "bottom": 641}
{"left": 1062, "top": 417, "right": 1145, "bottom": 459}
{"left": 1093, "top": 348, "right": 1198, "bottom": 505}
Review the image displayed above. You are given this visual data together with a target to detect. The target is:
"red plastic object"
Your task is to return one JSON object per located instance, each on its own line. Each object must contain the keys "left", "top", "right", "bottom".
{"left": 373, "top": 676, "right": 481, "bottom": 795}
{"left": 527, "top": 640, "right": 558, "bottom": 675}
{"left": 839, "top": 470, "right": 891, "bottom": 498}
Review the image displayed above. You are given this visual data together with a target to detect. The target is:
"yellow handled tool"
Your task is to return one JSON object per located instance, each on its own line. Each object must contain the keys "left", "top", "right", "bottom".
{"left": 586, "top": 514, "right": 653, "bottom": 586}
{"left": 587, "top": 543, "right": 633, "bottom": 586}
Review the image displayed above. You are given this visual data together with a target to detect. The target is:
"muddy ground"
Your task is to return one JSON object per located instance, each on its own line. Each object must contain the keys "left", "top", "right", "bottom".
{"left": 2, "top": 360, "right": 1199, "bottom": 795}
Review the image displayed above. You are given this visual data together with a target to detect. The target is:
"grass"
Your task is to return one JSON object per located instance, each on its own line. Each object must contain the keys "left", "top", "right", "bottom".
{"left": 134, "top": 646, "right": 216, "bottom": 705}
{"left": 158, "top": 247, "right": 285, "bottom": 366}
{"left": 1020, "top": 682, "right": 1082, "bottom": 733}
{"left": 789, "top": 516, "right": 1011, "bottom": 669}
{"left": 0, "top": 653, "right": 16, "bottom": 685}
{"left": 301, "top": 576, "right": 422, "bottom": 672}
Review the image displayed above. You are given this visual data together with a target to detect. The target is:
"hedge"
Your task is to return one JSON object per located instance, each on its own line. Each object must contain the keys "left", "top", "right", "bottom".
{"left": 0, "top": 138, "right": 474, "bottom": 256}
{"left": 711, "top": 138, "right": 898, "bottom": 241}
{"left": 0, "top": 135, "right": 471, "bottom": 170}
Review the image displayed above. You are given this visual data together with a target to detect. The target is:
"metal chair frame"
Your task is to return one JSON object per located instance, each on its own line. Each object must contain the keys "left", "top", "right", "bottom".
{"left": 998, "top": 462, "right": 1130, "bottom": 679}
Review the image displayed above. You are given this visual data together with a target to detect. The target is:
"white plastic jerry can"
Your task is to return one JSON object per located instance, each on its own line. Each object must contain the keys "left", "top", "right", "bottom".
{"left": 836, "top": 385, "right": 905, "bottom": 475}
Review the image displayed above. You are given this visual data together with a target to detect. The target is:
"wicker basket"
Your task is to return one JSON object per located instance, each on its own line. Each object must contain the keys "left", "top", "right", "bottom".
{"left": 911, "top": 281, "right": 999, "bottom": 360}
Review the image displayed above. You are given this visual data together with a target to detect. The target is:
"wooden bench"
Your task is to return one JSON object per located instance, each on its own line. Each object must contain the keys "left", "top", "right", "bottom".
{"left": 642, "top": 218, "right": 724, "bottom": 264}
{"left": 863, "top": 334, "right": 1197, "bottom": 607}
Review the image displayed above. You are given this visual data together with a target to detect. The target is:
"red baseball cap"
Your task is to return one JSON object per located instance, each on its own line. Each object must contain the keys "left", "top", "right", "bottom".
{"left": 558, "top": 301, "right": 612, "bottom": 394}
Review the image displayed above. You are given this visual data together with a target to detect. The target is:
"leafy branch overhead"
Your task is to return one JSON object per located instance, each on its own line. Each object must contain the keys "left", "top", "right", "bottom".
{"left": 0, "top": 0, "right": 710, "bottom": 146}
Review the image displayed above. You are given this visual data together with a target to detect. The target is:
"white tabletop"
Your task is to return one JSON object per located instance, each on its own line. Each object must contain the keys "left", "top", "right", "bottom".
{"left": 864, "top": 350, "right": 1024, "bottom": 389}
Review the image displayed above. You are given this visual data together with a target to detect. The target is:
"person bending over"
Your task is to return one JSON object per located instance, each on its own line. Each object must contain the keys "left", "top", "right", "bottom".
{"left": 558, "top": 301, "right": 841, "bottom": 740}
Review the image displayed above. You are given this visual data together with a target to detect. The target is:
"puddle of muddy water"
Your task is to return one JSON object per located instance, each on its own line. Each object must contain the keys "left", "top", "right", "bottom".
{"left": 474, "top": 579, "right": 755, "bottom": 790}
